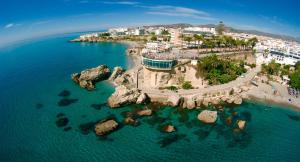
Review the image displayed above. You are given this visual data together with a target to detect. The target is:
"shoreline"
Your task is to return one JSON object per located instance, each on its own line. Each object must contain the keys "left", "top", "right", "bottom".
{"left": 245, "top": 94, "right": 300, "bottom": 112}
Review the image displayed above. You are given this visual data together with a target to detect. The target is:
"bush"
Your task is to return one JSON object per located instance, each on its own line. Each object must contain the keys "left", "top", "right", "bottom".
{"left": 182, "top": 81, "right": 193, "bottom": 90}
{"left": 289, "top": 70, "right": 300, "bottom": 89}
{"left": 166, "top": 86, "right": 178, "bottom": 91}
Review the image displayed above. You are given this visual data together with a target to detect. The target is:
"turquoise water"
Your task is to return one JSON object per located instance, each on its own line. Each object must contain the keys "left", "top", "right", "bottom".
{"left": 0, "top": 34, "right": 300, "bottom": 162}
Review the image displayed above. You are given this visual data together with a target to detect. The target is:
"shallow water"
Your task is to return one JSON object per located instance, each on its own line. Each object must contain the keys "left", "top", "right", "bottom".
{"left": 0, "top": 34, "right": 300, "bottom": 162}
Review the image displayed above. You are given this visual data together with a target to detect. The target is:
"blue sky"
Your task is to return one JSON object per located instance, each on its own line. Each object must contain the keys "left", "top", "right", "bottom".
{"left": 0, "top": 0, "right": 299, "bottom": 46}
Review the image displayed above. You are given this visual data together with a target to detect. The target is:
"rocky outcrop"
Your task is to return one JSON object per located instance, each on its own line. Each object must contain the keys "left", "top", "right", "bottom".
{"left": 114, "top": 73, "right": 134, "bottom": 86}
{"left": 233, "top": 96, "right": 243, "bottom": 105}
{"left": 167, "top": 94, "right": 182, "bottom": 107}
{"left": 198, "top": 110, "right": 218, "bottom": 124}
{"left": 94, "top": 119, "right": 118, "bottom": 136}
{"left": 163, "top": 125, "right": 176, "bottom": 133}
{"left": 136, "top": 93, "right": 148, "bottom": 104}
{"left": 109, "top": 66, "right": 125, "bottom": 81}
{"left": 71, "top": 65, "right": 110, "bottom": 90}
{"left": 123, "top": 117, "right": 138, "bottom": 126}
{"left": 137, "top": 109, "right": 152, "bottom": 116}
{"left": 186, "top": 98, "right": 196, "bottom": 109}
{"left": 107, "top": 85, "right": 141, "bottom": 108}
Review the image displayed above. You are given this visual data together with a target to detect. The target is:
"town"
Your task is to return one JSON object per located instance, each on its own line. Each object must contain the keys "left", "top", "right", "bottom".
{"left": 71, "top": 22, "right": 300, "bottom": 112}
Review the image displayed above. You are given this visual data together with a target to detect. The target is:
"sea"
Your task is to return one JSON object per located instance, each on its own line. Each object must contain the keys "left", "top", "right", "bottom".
{"left": 0, "top": 33, "right": 300, "bottom": 162}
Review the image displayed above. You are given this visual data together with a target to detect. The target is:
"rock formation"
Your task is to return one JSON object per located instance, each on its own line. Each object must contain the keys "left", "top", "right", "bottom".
{"left": 109, "top": 66, "right": 125, "bottom": 81}
{"left": 137, "top": 109, "right": 152, "bottom": 116}
{"left": 163, "top": 125, "right": 176, "bottom": 133}
{"left": 186, "top": 98, "right": 196, "bottom": 109}
{"left": 136, "top": 93, "right": 148, "bottom": 104}
{"left": 94, "top": 119, "right": 118, "bottom": 136}
{"left": 107, "top": 85, "right": 141, "bottom": 108}
{"left": 123, "top": 117, "right": 138, "bottom": 126}
{"left": 237, "top": 120, "right": 246, "bottom": 130}
{"left": 167, "top": 94, "right": 182, "bottom": 107}
{"left": 198, "top": 110, "right": 218, "bottom": 124}
{"left": 71, "top": 65, "right": 110, "bottom": 90}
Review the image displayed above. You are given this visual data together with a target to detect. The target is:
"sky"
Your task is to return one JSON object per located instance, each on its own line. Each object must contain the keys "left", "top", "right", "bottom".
{"left": 0, "top": 0, "right": 300, "bottom": 47}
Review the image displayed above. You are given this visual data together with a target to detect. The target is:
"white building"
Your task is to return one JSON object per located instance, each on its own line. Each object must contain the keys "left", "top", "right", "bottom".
{"left": 169, "top": 28, "right": 182, "bottom": 46}
{"left": 266, "top": 48, "right": 300, "bottom": 65}
{"left": 183, "top": 27, "right": 216, "bottom": 35}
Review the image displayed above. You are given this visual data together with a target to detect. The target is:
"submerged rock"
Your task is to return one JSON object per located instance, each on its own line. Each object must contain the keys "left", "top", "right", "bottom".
{"left": 71, "top": 65, "right": 110, "bottom": 90}
{"left": 198, "top": 110, "right": 218, "bottom": 124}
{"left": 58, "top": 90, "right": 71, "bottom": 97}
{"left": 56, "top": 117, "right": 69, "bottom": 127}
{"left": 107, "top": 85, "right": 141, "bottom": 108}
{"left": 35, "top": 103, "right": 43, "bottom": 109}
{"left": 90, "top": 103, "right": 106, "bottom": 110}
{"left": 95, "top": 119, "right": 119, "bottom": 136}
{"left": 57, "top": 98, "right": 78, "bottom": 107}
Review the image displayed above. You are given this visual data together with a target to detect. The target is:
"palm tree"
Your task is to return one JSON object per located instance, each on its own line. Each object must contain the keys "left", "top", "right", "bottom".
{"left": 193, "top": 34, "right": 204, "bottom": 53}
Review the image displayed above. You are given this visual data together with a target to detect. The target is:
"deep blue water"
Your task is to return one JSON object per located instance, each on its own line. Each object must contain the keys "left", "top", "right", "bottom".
{"left": 0, "top": 34, "right": 300, "bottom": 162}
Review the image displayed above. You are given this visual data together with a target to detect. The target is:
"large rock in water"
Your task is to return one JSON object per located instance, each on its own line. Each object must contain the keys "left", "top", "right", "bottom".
{"left": 71, "top": 65, "right": 110, "bottom": 90}
{"left": 107, "top": 85, "right": 141, "bottom": 108}
{"left": 237, "top": 120, "right": 246, "bottom": 130}
{"left": 167, "top": 94, "right": 182, "bottom": 107}
{"left": 198, "top": 110, "right": 218, "bottom": 124}
{"left": 109, "top": 66, "right": 125, "bottom": 81}
{"left": 94, "top": 119, "right": 118, "bottom": 136}
{"left": 137, "top": 109, "right": 152, "bottom": 116}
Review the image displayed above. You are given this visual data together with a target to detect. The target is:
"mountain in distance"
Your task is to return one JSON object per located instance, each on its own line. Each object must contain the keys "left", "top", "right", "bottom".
{"left": 144, "top": 23, "right": 300, "bottom": 43}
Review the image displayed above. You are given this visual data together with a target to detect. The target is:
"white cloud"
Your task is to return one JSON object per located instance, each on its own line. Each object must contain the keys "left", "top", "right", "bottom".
{"left": 4, "top": 23, "right": 14, "bottom": 29}
{"left": 102, "top": 1, "right": 139, "bottom": 5}
{"left": 144, "top": 5, "right": 214, "bottom": 20}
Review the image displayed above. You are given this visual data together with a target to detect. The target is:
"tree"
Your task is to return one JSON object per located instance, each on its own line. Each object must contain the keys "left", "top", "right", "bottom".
{"left": 193, "top": 34, "right": 204, "bottom": 53}
{"left": 182, "top": 81, "right": 193, "bottom": 89}
{"left": 216, "top": 21, "right": 225, "bottom": 35}
{"left": 289, "top": 71, "right": 300, "bottom": 89}
{"left": 184, "top": 36, "right": 193, "bottom": 48}
{"left": 161, "top": 30, "right": 170, "bottom": 35}
{"left": 150, "top": 35, "right": 157, "bottom": 41}
{"left": 248, "top": 37, "right": 258, "bottom": 48}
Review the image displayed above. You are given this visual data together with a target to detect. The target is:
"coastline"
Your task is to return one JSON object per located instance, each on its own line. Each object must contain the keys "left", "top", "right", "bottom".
{"left": 71, "top": 36, "right": 300, "bottom": 112}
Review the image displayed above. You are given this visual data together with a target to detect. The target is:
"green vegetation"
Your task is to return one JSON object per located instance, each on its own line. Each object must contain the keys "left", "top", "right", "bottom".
{"left": 151, "top": 35, "right": 157, "bottom": 41}
{"left": 261, "top": 60, "right": 300, "bottom": 89}
{"left": 289, "top": 71, "right": 300, "bottom": 89}
{"left": 166, "top": 86, "right": 178, "bottom": 91}
{"left": 182, "top": 81, "right": 193, "bottom": 89}
{"left": 161, "top": 30, "right": 170, "bottom": 35}
{"left": 261, "top": 60, "right": 281, "bottom": 75}
{"left": 181, "top": 34, "right": 257, "bottom": 50}
{"left": 196, "top": 55, "right": 246, "bottom": 85}
{"left": 289, "top": 61, "right": 300, "bottom": 89}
